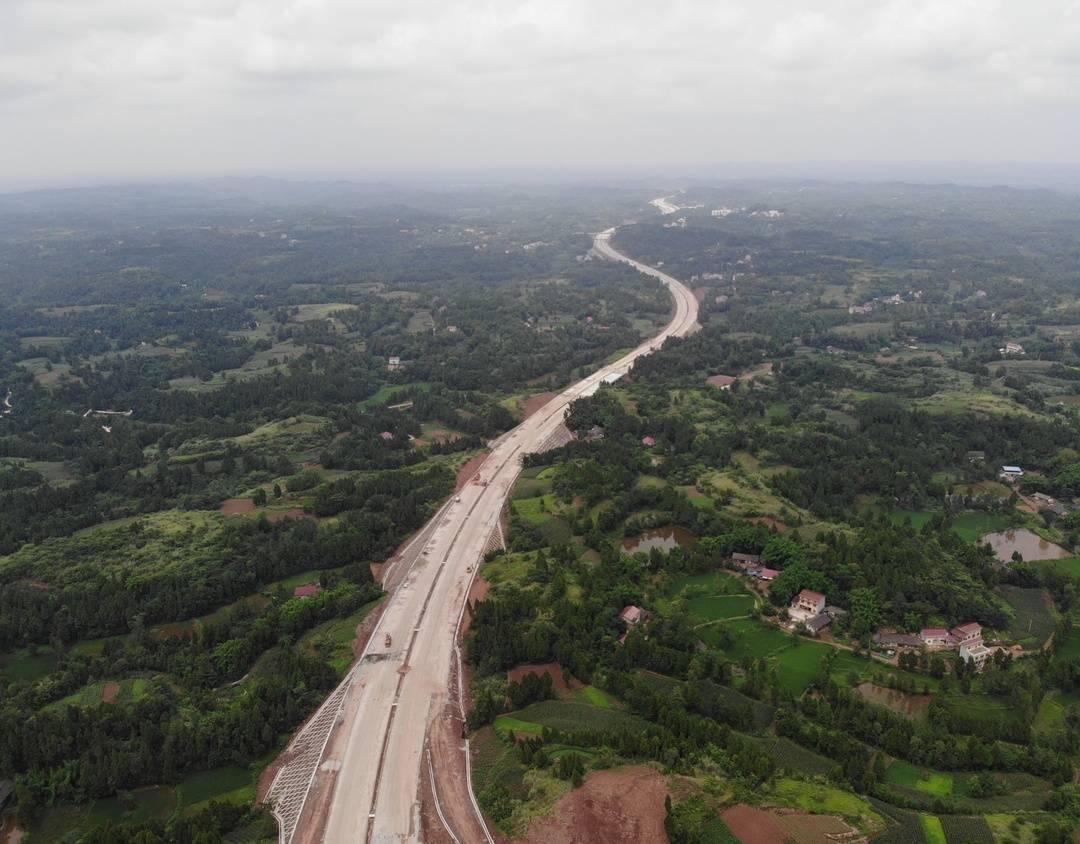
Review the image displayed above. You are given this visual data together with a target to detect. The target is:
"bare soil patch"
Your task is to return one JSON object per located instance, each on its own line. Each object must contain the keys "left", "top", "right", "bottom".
{"left": 101, "top": 681, "right": 121, "bottom": 704}
{"left": 522, "top": 392, "right": 556, "bottom": 419}
{"left": 721, "top": 804, "right": 786, "bottom": 844}
{"left": 456, "top": 452, "right": 490, "bottom": 491}
{"left": 0, "top": 816, "right": 25, "bottom": 844}
{"left": 855, "top": 682, "right": 932, "bottom": 718}
{"left": 220, "top": 497, "right": 255, "bottom": 515}
{"left": 773, "top": 812, "right": 857, "bottom": 844}
{"left": 506, "top": 662, "right": 581, "bottom": 695}
{"left": 514, "top": 765, "right": 669, "bottom": 844}
{"left": 692, "top": 287, "right": 709, "bottom": 303}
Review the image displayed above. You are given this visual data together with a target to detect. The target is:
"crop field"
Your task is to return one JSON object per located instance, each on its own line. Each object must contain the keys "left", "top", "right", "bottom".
{"left": 868, "top": 798, "right": 929, "bottom": 844}
{"left": 576, "top": 686, "right": 614, "bottom": 708}
{"left": 951, "top": 512, "right": 1013, "bottom": 542}
{"left": 752, "top": 736, "right": 835, "bottom": 777}
{"left": 471, "top": 725, "right": 528, "bottom": 798}
{"left": 920, "top": 814, "right": 946, "bottom": 844}
{"left": 939, "top": 816, "right": 994, "bottom": 844}
{"left": 997, "top": 585, "right": 1056, "bottom": 647}
{"left": 46, "top": 677, "right": 151, "bottom": 710}
{"left": 686, "top": 594, "right": 756, "bottom": 621}
{"left": 1054, "top": 627, "right": 1080, "bottom": 661}
{"left": 494, "top": 715, "right": 544, "bottom": 735}
{"left": 505, "top": 699, "right": 648, "bottom": 734}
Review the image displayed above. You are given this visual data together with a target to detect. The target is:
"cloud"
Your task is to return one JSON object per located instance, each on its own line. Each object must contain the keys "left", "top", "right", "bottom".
{"left": 1, "top": 0, "right": 1078, "bottom": 187}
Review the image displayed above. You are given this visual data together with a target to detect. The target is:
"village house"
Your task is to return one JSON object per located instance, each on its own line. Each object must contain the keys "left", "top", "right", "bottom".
{"left": 387, "top": 355, "right": 402, "bottom": 371}
{"left": 619, "top": 606, "right": 646, "bottom": 627}
{"left": 380, "top": 431, "right": 394, "bottom": 441}
{"left": 949, "top": 622, "right": 983, "bottom": 648}
{"left": 293, "top": 583, "right": 323, "bottom": 599}
{"left": 732, "top": 552, "right": 763, "bottom": 569}
{"left": 960, "top": 640, "right": 992, "bottom": 670}
{"left": 706, "top": 374, "right": 737, "bottom": 390}
{"left": 848, "top": 303, "right": 874, "bottom": 315}
{"left": 999, "top": 341, "right": 1025, "bottom": 356}
{"left": 641, "top": 435, "right": 656, "bottom": 447}
{"left": 1033, "top": 492, "right": 1069, "bottom": 516}
{"left": 966, "top": 450, "right": 986, "bottom": 463}
{"left": 803, "top": 614, "right": 832, "bottom": 636}
{"left": 920, "top": 628, "right": 952, "bottom": 648}
{"left": 757, "top": 567, "right": 779, "bottom": 581}
{"left": 584, "top": 425, "right": 605, "bottom": 442}
{"left": 999, "top": 465, "right": 1024, "bottom": 482}
{"left": 792, "top": 589, "right": 827, "bottom": 617}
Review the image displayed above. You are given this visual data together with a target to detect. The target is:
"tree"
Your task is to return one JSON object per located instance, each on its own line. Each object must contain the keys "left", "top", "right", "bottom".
{"left": 253, "top": 488, "right": 268, "bottom": 507}
{"left": 848, "top": 587, "right": 881, "bottom": 637}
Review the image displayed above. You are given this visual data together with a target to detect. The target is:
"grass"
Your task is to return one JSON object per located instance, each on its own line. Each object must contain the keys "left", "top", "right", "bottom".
{"left": 997, "top": 584, "right": 1056, "bottom": 647}
{"left": 511, "top": 494, "right": 558, "bottom": 525}
{"left": 771, "top": 778, "right": 885, "bottom": 831}
{"left": 299, "top": 598, "right": 382, "bottom": 675}
{"left": 176, "top": 765, "right": 255, "bottom": 811}
{"left": 889, "top": 510, "right": 933, "bottom": 532}
{"left": 494, "top": 716, "right": 544, "bottom": 735}
{"left": 686, "top": 594, "right": 756, "bottom": 621}
{"left": 1054, "top": 626, "right": 1080, "bottom": 661}
{"left": 482, "top": 551, "right": 534, "bottom": 587}
{"left": 919, "top": 814, "right": 946, "bottom": 844}
{"left": 951, "top": 512, "right": 1013, "bottom": 542}
{"left": 885, "top": 761, "right": 953, "bottom": 796}
{"left": 1037, "top": 556, "right": 1080, "bottom": 578}
{"left": 0, "top": 646, "right": 58, "bottom": 682}
{"left": 576, "top": 686, "right": 614, "bottom": 708}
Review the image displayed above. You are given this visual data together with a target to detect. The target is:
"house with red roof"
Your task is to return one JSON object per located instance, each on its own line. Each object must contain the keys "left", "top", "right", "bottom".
{"left": 920, "top": 627, "right": 952, "bottom": 648}
{"left": 380, "top": 431, "right": 394, "bottom": 441}
{"left": 293, "top": 583, "right": 323, "bottom": 598}
{"left": 949, "top": 622, "right": 982, "bottom": 648}
{"left": 619, "top": 605, "right": 646, "bottom": 627}
{"left": 792, "top": 589, "right": 826, "bottom": 616}
{"left": 641, "top": 436, "right": 656, "bottom": 447}
{"left": 757, "top": 568, "right": 779, "bottom": 581}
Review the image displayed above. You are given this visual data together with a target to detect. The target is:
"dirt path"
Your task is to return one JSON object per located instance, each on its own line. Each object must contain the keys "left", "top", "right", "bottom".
{"left": 513, "top": 766, "right": 670, "bottom": 844}
{"left": 521, "top": 391, "right": 556, "bottom": 419}
{"left": 456, "top": 452, "right": 490, "bottom": 492}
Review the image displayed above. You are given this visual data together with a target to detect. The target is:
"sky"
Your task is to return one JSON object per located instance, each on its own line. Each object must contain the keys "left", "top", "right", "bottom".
{"left": 2, "top": 0, "right": 1079, "bottom": 189}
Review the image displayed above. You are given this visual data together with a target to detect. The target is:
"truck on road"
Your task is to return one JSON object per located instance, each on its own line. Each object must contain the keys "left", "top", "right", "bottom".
{"left": 384, "top": 633, "right": 392, "bottom": 648}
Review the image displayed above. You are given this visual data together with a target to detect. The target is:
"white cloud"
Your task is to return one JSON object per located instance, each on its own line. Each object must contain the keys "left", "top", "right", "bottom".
{"left": 0, "top": 0, "right": 1078, "bottom": 186}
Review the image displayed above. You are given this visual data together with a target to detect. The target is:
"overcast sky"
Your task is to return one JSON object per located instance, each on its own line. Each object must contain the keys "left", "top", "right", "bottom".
{"left": 2, "top": 0, "right": 1079, "bottom": 189}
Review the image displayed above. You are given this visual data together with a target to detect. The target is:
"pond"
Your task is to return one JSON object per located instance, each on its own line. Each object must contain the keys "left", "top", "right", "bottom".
{"left": 980, "top": 528, "right": 1070, "bottom": 563}
{"left": 621, "top": 526, "right": 697, "bottom": 554}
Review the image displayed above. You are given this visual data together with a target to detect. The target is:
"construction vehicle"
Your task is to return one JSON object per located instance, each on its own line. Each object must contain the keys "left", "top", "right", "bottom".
{"left": 384, "top": 633, "right": 392, "bottom": 648}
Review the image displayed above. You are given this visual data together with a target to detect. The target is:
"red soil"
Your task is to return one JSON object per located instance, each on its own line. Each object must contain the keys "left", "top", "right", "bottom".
{"left": 521, "top": 391, "right": 556, "bottom": 419}
{"left": 514, "top": 766, "right": 670, "bottom": 844}
{"left": 721, "top": 805, "right": 787, "bottom": 844}
{"left": 220, "top": 498, "right": 255, "bottom": 515}
{"left": 455, "top": 452, "right": 490, "bottom": 492}
{"left": 506, "top": 662, "right": 581, "bottom": 695}
{"left": 101, "top": 681, "right": 121, "bottom": 704}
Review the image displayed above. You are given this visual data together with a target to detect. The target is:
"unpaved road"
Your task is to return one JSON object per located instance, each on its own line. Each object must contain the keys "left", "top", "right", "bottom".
{"left": 269, "top": 227, "right": 698, "bottom": 843}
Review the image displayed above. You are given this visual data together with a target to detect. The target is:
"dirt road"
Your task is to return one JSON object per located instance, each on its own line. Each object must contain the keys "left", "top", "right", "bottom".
{"left": 267, "top": 227, "right": 698, "bottom": 843}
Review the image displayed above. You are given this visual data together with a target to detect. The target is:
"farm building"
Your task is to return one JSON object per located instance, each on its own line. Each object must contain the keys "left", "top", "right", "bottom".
{"left": 966, "top": 450, "right": 986, "bottom": 463}
{"left": 803, "top": 614, "right": 832, "bottom": 636}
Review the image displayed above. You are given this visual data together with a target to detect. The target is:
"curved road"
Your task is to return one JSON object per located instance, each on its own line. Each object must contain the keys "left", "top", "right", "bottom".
{"left": 269, "top": 226, "right": 698, "bottom": 843}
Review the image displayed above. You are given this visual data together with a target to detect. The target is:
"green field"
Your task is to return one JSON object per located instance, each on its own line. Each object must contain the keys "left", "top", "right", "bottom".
{"left": 504, "top": 699, "right": 647, "bottom": 734}
{"left": 176, "top": 765, "right": 255, "bottom": 811}
{"left": 300, "top": 599, "right": 382, "bottom": 675}
{"left": 0, "top": 646, "right": 58, "bottom": 682}
{"left": 771, "top": 778, "right": 885, "bottom": 831}
{"left": 1054, "top": 627, "right": 1080, "bottom": 661}
{"left": 512, "top": 494, "right": 558, "bottom": 525}
{"left": 997, "top": 585, "right": 1056, "bottom": 647}
{"left": 951, "top": 512, "right": 1013, "bottom": 542}
{"left": 885, "top": 761, "right": 954, "bottom": 796}
{"left": 686, "top": 594, "right": 756, "bottom": 621}
{"left": 1038, "top": 556, "right": 1080, "bottom": 578}
{"left": 920, "top": 814, "right": 946, "bottom": 844}
{"left": 576, "top": 686, "right": 614, "bottom": 708}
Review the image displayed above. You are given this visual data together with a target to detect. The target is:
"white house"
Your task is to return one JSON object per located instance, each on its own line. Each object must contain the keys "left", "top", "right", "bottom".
{"left": 920, "top": 628, "right": 952, "bottom": 648}
{"left": 999, "top": 465, "right": 1024, "bottom": 481}
{"left": 792, "top": 589, "right": 826, "bottom": 617}
{"left": 960, "top": 641, "right": 992, "bottom": 670}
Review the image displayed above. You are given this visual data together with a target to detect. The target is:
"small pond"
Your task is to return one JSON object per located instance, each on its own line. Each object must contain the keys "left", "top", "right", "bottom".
{"left": 621, "top": 526, "right": 698, "bottom": 554}
{"left": 980, "top": 528, "right": 1070, "bottom": 563}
